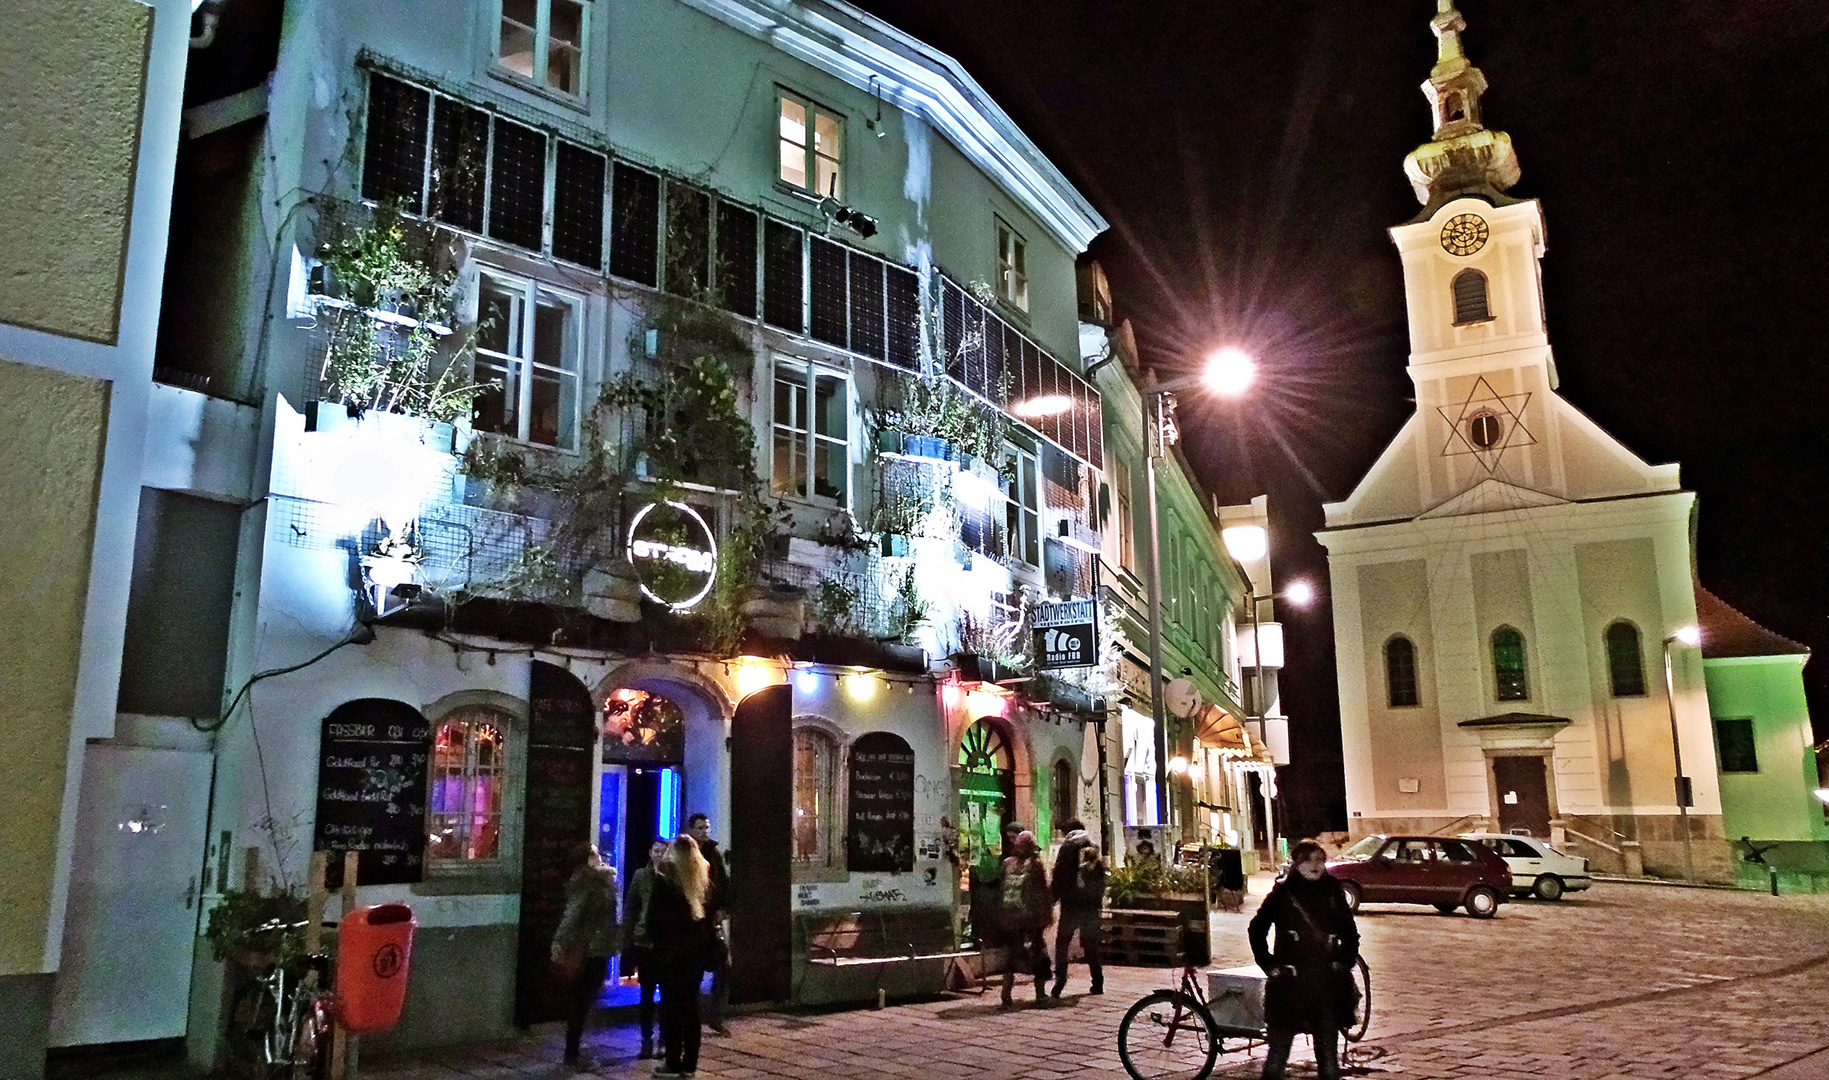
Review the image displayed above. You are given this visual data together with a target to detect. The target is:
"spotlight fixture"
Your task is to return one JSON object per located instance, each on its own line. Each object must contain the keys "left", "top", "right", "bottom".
{"left": 833, "top": 205, "right": 878, "bottom": 239}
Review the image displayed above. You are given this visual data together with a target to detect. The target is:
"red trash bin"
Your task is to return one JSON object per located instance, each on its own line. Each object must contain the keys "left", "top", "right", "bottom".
{"left": 336, "top": 902, "right": 416, "bottom": 1034}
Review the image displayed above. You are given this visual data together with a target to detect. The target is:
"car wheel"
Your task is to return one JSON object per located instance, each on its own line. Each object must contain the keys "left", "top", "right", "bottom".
{"left": 1463, "top": 885, "right": 1499, "bottom": 919}
{"left": 1432, "top": 902, "right": 1458, "bottom": 914}
{"left": 1533, "top": 875, "right": 1564, "bottom": 901}
{"left": 1340, "top": 881, "right": 1362, "bottom": 912}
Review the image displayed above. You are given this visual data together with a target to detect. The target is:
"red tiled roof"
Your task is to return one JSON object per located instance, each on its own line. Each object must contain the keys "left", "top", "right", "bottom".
{"left": 1694, "top": 586, "right": 1810, "bottom": 659}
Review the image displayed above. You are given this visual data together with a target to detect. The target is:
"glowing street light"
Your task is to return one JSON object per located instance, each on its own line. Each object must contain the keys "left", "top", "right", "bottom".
{"left": 1203, "top": 347, "right": 1257, "bottom": 397}
{"left": 1285, "top": 580, "right": 1316, "bottom": 608}
{"left": 1011, "top": 394, "right": 1074, "bottom": 418}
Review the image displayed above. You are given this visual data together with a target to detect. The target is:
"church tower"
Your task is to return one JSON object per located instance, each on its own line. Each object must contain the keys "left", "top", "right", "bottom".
{"left": 1317, "top": 4, "right": 1735, "bottom": 882}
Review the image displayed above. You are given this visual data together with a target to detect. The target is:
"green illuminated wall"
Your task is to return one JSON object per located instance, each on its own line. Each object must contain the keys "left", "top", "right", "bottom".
{"left": 1703, "top": 655, "right": 1827, "bottom": 843}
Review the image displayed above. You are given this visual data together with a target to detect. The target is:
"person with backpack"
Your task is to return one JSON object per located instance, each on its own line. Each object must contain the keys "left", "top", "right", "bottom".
{"left": 997, "top": 830, "right": 1053, "bottom": 1008}
{"left": 1050, "top": 835, "right": 1106, "bottom": 999}
{"left": 1248, "top": 839, "right": 1360, "bottom": 1080}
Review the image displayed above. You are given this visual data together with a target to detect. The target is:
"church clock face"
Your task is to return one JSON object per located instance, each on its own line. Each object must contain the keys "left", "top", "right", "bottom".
{"left": 1440, "top": 213, "right": 1490, "bottom": 256}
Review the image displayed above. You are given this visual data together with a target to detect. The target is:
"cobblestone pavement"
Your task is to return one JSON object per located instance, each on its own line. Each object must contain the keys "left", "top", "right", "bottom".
{"left": 355, "top": 882, "right": 1829, "bottom": 1080}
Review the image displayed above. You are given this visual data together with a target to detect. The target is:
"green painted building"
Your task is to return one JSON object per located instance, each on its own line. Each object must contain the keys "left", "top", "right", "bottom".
{"left": 1697, "top": 588, "right": 1829, "bottom": 889}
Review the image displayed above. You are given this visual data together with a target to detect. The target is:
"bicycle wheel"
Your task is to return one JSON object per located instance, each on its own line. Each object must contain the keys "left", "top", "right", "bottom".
{"left": 282, "top": 990, "right": 334, "bottom": 1080}
{"left": 1341, "top": 957, "right": 1371, "bottom": 1043}
{"left": 1118, "top": 990, "right": 1221, "bottom": 1080}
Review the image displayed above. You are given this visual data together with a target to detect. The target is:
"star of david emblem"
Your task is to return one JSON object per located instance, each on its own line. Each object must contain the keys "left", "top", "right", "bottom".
{"left": 1436, "top": 376, "right": 1536, "bottom": 474}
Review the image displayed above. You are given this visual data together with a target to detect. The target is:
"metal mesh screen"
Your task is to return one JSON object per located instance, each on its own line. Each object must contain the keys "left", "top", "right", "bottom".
{"left": 715, "top": 203, "right": 758, "bottom": 318}
{"left": 552, "top": 141, "right": 605, "bottom": 268}
{"left": 762, "top": 220, "right": 804, "bottom": 332}
{"left": 429, "top": 97, "right": 487, "bottom": 232}
{"left": 847, "top": 250, "right": 884, "bottom": 362}
{"left": 487, "top": 117, "right": 546, "bottom": 250}
{"left": 664, "top": 183, "right": 711, "bottom": 298}
{"left": 361, "top": 74, "right": 429, "bottom": 212}
{"left": 808, "top": 237, "right": 848, "bottom": 348}
{"left": 609, "top": 163, "right": 659, "bottom": 286}
{"left": 884, "top": 265, "right": 920, "bottom": 371}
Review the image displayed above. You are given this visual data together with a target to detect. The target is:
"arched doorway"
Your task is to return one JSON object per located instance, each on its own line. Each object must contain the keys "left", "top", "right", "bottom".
{"left": 958, "top": 719, "right": 1014, "bottom": 944}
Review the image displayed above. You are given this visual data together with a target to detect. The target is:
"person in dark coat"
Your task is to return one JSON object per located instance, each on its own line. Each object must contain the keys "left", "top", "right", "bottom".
{"left": 997, "top": 830, "right": 1053, "bottom": 1008}
{"left": 1052, "top": 839, "right": 1106, "bottom": 998}
{"left": 623, "top": 838, "right": 669, "bottom": 1060}
{"left": 642, "top": 835, "right": 715, "bottom": 1077}
{"left": 686, "top": 813, "right": 731, "bottom": 1036}
{"left": 552, "top": 842, "right": 618, "bottom": 1068}
{"left": 1048, "top": 819, "right": 1099, "bottom": 998}
{"left": 1248, "top": 839, "right": 1360, "bottom": 1080}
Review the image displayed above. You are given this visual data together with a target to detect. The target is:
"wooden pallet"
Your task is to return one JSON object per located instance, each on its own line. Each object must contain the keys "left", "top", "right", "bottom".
{"left": 1102, "top": 908, "right": 1189, "bottom": 968}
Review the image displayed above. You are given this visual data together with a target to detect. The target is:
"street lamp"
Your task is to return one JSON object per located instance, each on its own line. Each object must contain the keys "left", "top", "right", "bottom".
{"left": 1137, "top": 349, "right": 1254, "bottom": 833}
{"left": 1663, "top": 625, "right": 1701, "bottom": 882}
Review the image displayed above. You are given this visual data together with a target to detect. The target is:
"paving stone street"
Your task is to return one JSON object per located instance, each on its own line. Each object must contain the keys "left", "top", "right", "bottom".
{"left": 341, "top": 881, "right": 1829, "bottom": 1080}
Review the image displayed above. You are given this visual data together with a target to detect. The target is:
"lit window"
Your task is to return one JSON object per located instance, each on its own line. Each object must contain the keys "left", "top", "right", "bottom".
{"left": 1605, "top": 621, "right": 1646, "bottom": 697}
{"left": 996, "top": 219, "right": 1029, "bottom": 312}
{"left": 473, "top": 272, "right": 581, "bottom": 450}
{"left": 792, "top": 728, "right": 839, "bottom": 874}
{"left": 1387, "top": 636, "right": 1419, "bottom": 707}
{"left": 497, "top": 0, "right": 589, "bottom": 98}
{"left": 1714, "top": 718, "right": 1758, "bottom": 774}
{"left": 428, "top": 711, "right": 509, "bottom": 864}
{"left": 1003, "top": 443, "right": 1040, "bottom": 567}
{"left": 1492, "top": 627, "right": 1528, "bottom": 701}
{"left": 779, "top": 93, "right": 842, "bottom": 198}
{"left": 1452, "top": 269, "right": 1490, "bottom": 324}
{"left": 772, "top": 359, "right": 849, "bottom": 504}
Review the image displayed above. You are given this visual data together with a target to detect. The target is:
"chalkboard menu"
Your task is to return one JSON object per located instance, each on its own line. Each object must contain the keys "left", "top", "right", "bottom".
{"left": 312, "top": 699, "right": 433, "bottom": 887}
{"left": 847, "top": 732, "right": 915, "bottom": 873}
{"left": 514, "top": 661, "right": 598, "bottom": 1026}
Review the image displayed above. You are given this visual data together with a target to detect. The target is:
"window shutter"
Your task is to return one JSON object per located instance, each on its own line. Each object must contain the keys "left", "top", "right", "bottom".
{"left": 1453, "top": 270, "right": 1489, "bottom": 323}
{"left": 551, "top": 141, "right": 605, "bottom": 268}
{"left": 609, "top": 163, "right": 660, "bottom": 286}
{"left": 361, "top": 74, "right": 430, "bottom": 212}
{"left": 487, "top": 117, "right": 546, "bottom": 250}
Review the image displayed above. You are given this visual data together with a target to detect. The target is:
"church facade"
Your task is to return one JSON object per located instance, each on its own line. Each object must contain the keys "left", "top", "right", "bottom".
{"left": 1319, "top": 3, "right": 1768, "bottom": 882}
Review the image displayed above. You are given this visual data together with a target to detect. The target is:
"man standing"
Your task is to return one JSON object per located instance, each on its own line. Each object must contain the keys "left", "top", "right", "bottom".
{"left": 1049, "top": 818, "right": 1102, "bottom": 998}
{"left": 687, "top": 812, "right": 731, "bottom": 1035}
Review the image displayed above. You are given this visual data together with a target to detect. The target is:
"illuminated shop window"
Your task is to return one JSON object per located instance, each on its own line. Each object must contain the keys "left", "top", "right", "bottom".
{"left": 473, "top": 271, "right": 581, "bottom": 450}
{"left": 792, "top": 727, "right": 838, "bottom": 875}
{"left": 497, "top": 0, "right": 589, "bottom": 98}
{"left": 772, "top": 359, "right": 850, "bottom": 504}
{"left": 779, "top": 93, "right": 842, "bottom": 198}
{"left": 427, "top": 710, "right": 509, "bottom": 864}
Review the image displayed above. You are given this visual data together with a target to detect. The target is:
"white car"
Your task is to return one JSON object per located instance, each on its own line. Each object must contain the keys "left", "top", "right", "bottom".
{"left": 1462, "top": 833, "right": 1592, "bottom": 901}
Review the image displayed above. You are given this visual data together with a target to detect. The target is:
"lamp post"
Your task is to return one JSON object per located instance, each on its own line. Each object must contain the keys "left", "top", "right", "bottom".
{"left": 1662, "top": 625, "right": 1701, "bottom": 882}
{"left": 1137, "top": 348, "right": 1256, "bottom": 834}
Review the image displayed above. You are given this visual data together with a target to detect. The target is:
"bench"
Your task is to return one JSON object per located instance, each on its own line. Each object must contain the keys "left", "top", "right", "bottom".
{"left": 794, "top": 909, "right": 979, "bottom": 1005}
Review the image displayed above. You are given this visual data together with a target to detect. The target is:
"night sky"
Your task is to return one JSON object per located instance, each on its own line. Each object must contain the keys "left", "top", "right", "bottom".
{"left": 854, "top": 0, "right": 1829, "bottom": 833}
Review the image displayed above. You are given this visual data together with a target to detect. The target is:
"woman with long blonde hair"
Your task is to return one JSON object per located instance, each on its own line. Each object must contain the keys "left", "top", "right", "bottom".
{"left": 640, "top": 834, "right": 715, "bottom": 1076}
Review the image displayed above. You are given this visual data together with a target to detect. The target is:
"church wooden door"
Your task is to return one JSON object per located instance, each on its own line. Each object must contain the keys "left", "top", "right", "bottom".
{"left": 1493, "top": 756, "right": 1551, "bottom": 837}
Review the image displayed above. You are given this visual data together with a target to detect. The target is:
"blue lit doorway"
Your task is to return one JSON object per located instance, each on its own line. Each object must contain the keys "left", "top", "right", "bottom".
{"left": 597, "top": 684, "right": 687, "bottom": 1007}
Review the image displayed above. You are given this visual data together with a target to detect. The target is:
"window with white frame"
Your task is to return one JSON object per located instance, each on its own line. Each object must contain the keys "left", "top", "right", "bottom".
{"left": 1003, "top": 442, "right": 1040, "bottom": 567}
{"left": 427, "top": 709, "right": 510, "bottom": 864}
{"left": 1117, "top": 479, "right": 1135, "bottom": 571}
{"left": 497, "top": 0, "right": 589, "bottom": 98}
{"left": 772, "top": 359, "right": 849, "bottom": 504}
{"left": 473, "top": 272, "right": 581, "bottom": 450}
{"left": 779, "top": 93, "right": 843, "bottom": 199}
{"left": 996, "top": 219, "right": 1029, "bottom": 312}
{"left": 792, "top": 727, "right": 840, "bottom": 877}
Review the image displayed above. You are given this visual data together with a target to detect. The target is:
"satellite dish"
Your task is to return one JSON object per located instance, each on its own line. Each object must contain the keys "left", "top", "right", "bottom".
{"left": 1164, "top": 678, "right": 1202, "bottom": 718}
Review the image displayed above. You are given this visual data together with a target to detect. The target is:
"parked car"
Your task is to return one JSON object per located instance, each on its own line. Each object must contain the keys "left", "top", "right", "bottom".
{"left": 1327, "top": 835, "right": 1513, "bottom": 918}
{"left": 1462, "top": 832, "right": 1592, "bottom": 900}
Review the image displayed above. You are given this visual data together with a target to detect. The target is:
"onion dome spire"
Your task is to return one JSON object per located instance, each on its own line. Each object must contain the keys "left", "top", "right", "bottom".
{"left": 1402, "top": 0, "right": 1521, "bottom": 214}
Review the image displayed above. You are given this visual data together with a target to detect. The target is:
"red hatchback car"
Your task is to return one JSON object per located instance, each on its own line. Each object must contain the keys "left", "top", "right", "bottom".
{"left": 1327, "top": 835, "right": 1513, "bottom": 918}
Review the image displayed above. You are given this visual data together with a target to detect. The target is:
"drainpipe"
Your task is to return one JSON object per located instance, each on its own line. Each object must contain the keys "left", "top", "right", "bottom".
{"left": 191, "top": 0, "right": 222, "bottom": 49}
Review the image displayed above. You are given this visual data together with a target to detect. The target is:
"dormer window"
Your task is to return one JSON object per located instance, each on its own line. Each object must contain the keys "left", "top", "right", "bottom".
{"left": 1452, "top": 269, "right": 1490, "bottom": 324}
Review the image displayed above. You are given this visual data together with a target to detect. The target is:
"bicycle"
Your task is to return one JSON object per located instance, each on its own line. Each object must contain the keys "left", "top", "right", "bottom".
{"left": 225, "top": 920, "right": 337, "bottom": 1080}
{"left": 1118, "top": 957, "right": 1372, "bottom": 1080}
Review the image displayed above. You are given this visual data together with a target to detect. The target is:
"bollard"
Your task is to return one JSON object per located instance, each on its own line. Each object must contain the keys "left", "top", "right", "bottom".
{"left": 1770, "top": 866, "right": 1780, "bottom": 896}
{"left": 876, "top": 988, "right": 886, "bottom": 1010}
{"left": 1620, "top": 840, "right": 1644, "bottom": 878}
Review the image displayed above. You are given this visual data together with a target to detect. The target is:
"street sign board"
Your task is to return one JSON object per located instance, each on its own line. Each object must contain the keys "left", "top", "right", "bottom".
{"left": 1033, "top": 599, "right": 1098, "bottom": 669}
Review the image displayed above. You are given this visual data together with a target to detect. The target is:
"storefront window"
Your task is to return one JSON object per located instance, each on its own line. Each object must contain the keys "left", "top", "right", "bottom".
{"left": 792, "top": 727, "right": 837, "bottom": 871}
{"left": 428, "top": 710, "right": 509, "bottom": 863}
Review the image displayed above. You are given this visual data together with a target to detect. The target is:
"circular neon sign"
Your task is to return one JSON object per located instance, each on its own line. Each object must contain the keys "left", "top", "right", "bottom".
{"left": 627, "top": 501, "right": 718, "bottom": 611}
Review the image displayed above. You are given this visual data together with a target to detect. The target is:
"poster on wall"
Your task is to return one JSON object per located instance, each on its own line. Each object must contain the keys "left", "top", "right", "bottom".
{"left": 312, "top": 699, "right": 432, "bottom": 887}
{"left": 847, "top": 732, "right": 915, "bottom": 874}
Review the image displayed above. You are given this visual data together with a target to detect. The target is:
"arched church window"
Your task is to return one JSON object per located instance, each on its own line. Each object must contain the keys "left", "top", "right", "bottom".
{"left": 1491, "top": 627, "right": 1529, "bottom": 701}
{"left": 1605, "top": 621, "right": 1647, "bottom": 697}
{"left": 1452, "top": 269, "right": 1490, "bottom": 324}
{"left": 1386, "top": 636, "right": 1420, "bottom": 708}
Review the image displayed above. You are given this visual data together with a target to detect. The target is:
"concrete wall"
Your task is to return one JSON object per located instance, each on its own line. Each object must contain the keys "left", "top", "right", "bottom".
{"left": 1705, "top": 656, "right": 1827, "bottom": 844}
